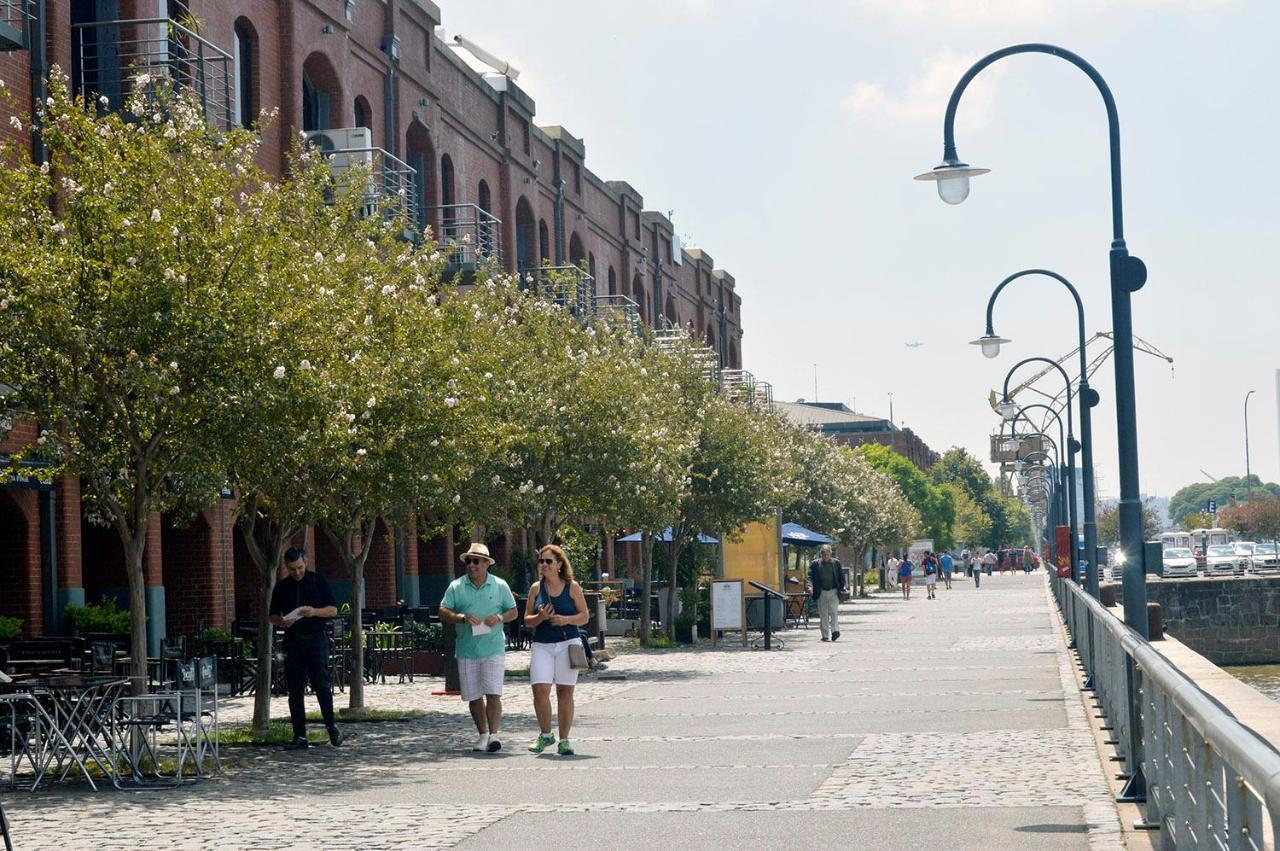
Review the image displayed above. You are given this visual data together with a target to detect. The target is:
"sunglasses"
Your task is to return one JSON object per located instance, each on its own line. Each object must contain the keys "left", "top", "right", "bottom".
{"left": 464, "top": 558, "right": 485, "bottom": 565}
{"left": 538, "top": 558, "right": 556, "bottom": 565}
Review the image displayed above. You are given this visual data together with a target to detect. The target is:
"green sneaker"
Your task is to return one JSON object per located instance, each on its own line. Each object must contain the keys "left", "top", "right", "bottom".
{"left": 557, "top": 739, "right": 575, "bottom": 756}
{"left": 528, "top": 732, "right": 556, "bottom": 754}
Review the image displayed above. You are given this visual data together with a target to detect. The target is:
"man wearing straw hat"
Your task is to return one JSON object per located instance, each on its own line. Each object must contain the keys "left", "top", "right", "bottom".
{"left": 439, "top": 543, "right": 519, "bottom": 753}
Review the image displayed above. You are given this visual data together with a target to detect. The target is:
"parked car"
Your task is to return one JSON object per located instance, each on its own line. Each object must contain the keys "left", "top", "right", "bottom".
{"left": 1204, "top": 544, "right": 1248, "bottom": 576}
{"left": 1161, "top": 547, "right": 1198, "bottom": 579}
{"left": 1250, "top": 541, "right": 1280, "bottom": 574}
{"left": 1234, "top": 541, "right": 1257, "bottom": 567}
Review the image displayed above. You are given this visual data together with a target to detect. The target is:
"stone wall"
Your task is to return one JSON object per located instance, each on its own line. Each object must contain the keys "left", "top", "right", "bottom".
{"left": 1142, "top": 577, "right": 1280, "bottom": 665}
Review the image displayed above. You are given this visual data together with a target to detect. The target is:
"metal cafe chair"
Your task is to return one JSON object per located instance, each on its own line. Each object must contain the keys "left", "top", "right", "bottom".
{"left": 113, "top": 663, "right": 197, "bottom": 787}
{"left": 187, "top": 657, "right": 219, "bottom": 773}
{"left": 0, "top": 694, "right": 45, "bottom": 791}
{"left": 88, "top": 642, "right": 117, "bottom": 676}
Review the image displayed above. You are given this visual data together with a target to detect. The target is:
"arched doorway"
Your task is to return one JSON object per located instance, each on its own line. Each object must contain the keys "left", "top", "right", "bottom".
{"left": 440, "top": 154, "right": 456, "bottom": 239}
{"left": 477, "top": 179, "right": 491, "bottom": 213}
{"left": 568, "top": 233, "right": 585, "bottom": 267}
{"left": 515, "top": 197, "right": 535, "bottom": 272}
{"left": 405, "top": 120, "right": 436, "bottom": 235}
{"left": 301, "top": 52, "right": 342, "bottom": 132}
{"left": 0, "top": 491, "right": 36, "bottom": 631}
{"left": 353, "top": 95, "right": 372, "bottom": 136}
{"left": 665, "top": 294, "right": 677, "bottom": 326}
{"left": 607, "top": 266, "right": 617, "bottom": 295}
{"left": 633, "top": 275, "right": 646, "bottom": 324}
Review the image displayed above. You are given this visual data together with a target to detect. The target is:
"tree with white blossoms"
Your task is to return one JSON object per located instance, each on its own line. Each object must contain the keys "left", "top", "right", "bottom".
{"left": 660, "top": 385, "right": 802, "bottom": 639}
{"left": 0, "top": 73, "right": 266, "bottom": 693}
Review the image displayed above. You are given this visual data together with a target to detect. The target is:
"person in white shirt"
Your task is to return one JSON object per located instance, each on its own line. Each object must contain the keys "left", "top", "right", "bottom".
{"left": 885, "top": 554, "right": 901, "bottom": 589}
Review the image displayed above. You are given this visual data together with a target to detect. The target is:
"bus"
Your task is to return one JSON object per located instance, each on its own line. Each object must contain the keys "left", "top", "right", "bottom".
{"left": 1161, "top": 532, "right": 1193, "bottom": 551}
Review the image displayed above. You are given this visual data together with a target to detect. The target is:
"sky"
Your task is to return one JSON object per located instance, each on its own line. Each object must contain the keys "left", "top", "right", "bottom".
{"left": 441, "top": 0, "right": 1280, "bottom": 501}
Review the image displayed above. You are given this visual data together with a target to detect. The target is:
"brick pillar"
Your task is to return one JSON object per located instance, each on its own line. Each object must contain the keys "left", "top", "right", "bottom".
{"left": 402, "top": 511, "right": 420, "bottom": 607}
{"left": 364, "top": 520, "right": 396, "bottom": 608}
{"left": 144, "top": 511, "right": 165, "bottom": 655}
{"left": 55, "top": 477, "right": 84, "bottom": 622}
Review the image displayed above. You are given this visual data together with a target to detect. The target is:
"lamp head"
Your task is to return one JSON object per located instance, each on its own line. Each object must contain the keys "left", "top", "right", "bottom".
{"left": 913, "top": 162, "right": 990, "bottom": 205}
{"left": 996, "top": 398, "right": 1020, "bottom": 421}
{"left": 970, "top": 333, "right": 1010, "bottom": 359}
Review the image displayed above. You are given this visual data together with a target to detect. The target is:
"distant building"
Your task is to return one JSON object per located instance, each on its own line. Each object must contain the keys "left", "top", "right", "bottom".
{"left": 774, "top": 401, "right": 939, "bottom": 471}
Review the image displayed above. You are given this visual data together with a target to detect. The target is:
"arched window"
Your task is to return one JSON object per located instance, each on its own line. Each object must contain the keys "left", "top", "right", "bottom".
{"left": 301, "top": 53, "right": 340, "bottom": 132}
{"left": 405, "top": 120, "right": 435, "bottom": 234}
{"left": 233, "top": 20, "right": 255, "bottom": 130}
{"left": 665, "top": 294, "right": 677, "bottom": 326}
{"left": 568, "top": 233, "right": 585, "bottom": 266}
{"left": 354, "top": 95, "right": 372, "bottom": 134}
{"left": 440, "top": 154, "right": 456, "bottom": 238}
{"left": 515, "top": 197, "right": 535, "bottom": 272}
{"left": 633, "top": 274, "right": 646, "bottom": 324}
{"left": 477, "top": 179, "right": 491, "bottom": 213}
{"left": 607, "top": 266, "right": 617, "bottom": 296}
{"left": 588, "top": 253, "right": 596, "bottom": 286}
{"left": 538, "top": 220, "right": 550, "bottom": 265}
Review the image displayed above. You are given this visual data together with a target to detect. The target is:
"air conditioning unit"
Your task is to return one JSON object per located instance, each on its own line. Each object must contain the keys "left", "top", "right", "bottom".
{"left": 304, "top": 127, "right": 375, "bottom": 172}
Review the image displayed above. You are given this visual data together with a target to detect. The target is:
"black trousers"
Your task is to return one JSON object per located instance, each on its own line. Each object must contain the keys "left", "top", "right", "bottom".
{"left": 283, "top": 638, "right": 336, "bottom": 740}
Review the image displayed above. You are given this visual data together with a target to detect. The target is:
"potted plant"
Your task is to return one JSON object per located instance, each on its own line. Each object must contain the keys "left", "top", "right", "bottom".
{"left": 674, "top": 611, "right": 697, "bottom": 644}
{"left": 65, "top": 599, "right": 132, "bottom": 645}
{"left": 0, "top": 616, "right": 22, "bottom": 646}
{"left": 414, "top": 622, "right": 446, "bottom": 676}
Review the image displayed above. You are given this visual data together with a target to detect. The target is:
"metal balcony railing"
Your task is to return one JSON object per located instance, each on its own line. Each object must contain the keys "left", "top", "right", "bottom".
{"left": 322, "top": 147, "right": 419, "bottom": 228}
{"left": 593, "top": 294, "right": 642, "bottom": 336}
{"left": 428, "top": 204, "right": 502, "bottom": 273}
{"left": 72, "top": 18, "right": 234, "bottom": 130}
{"left": 521, "top": 265, "right": 595, "bottom": 318}
{"left": 0, "top": 1, "right": 32, "bottom": 51}
{"left": 721, "top": 368, "right": 763, "bottom": 406}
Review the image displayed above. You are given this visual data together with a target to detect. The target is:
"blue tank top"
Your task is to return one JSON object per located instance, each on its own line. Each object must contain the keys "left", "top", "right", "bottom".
{"left": 533, "top": 581, "right": 578, "bottom": 644}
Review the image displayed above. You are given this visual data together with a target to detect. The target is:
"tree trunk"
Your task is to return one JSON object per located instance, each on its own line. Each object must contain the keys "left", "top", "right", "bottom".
{"left": 123, "top": 533, "right": 147, "bottom": 697}
{"left": 347, "top": 559, "right": 365, "bottom": 709}
{"left": 666, "top": 538, "right": 683, "bottom": 640}
{"left": 444, "top": 526, "right": 456, "bottom": 580}
{"left": 252, "top": 569, "right": 277, "bottom": 735}
{"left": 639, "top": 532, "right": 653, "bottom": 646}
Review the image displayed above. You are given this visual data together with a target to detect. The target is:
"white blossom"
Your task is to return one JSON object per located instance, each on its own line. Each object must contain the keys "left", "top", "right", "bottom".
{"left": 273, "top": 365, "right": 286, "bottom": 379}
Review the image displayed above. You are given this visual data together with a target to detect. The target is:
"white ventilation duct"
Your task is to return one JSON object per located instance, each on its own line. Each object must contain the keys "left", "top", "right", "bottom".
{"left": 452, "top": 34, "right": 520, "bottom": 80}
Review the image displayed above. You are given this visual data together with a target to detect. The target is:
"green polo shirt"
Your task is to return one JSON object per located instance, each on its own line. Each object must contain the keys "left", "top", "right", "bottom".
{"left": 440, "top": 573, "right": 517, "bottom": 659}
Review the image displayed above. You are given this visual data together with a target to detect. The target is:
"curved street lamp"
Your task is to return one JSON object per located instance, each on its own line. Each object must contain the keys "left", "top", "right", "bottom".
{"left": 917, "top": 43, "right": 1150, "bottom": 642}
{"left": 999, "top": 359, "right": 1081, "bottom": 582}
{"left": 973, "top": 268, "right": 1101, "bottom": 598}
{"left": 1009, "top": 407, "right": 1072, "bottom": 554}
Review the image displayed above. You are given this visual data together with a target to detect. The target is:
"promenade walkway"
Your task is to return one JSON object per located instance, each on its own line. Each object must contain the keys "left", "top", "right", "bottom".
{"left": 4, "top": 574, "right": 1125, "bottom": 849}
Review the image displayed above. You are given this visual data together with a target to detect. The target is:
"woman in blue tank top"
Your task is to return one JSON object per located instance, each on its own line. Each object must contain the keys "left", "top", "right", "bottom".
{"left": 523, "top": 544, "right": 589, "bottom": 755}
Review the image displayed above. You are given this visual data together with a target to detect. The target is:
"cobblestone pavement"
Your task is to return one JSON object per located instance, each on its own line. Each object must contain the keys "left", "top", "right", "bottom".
{"left": 4, "top": 572, "right": 1124, "bottom": 849}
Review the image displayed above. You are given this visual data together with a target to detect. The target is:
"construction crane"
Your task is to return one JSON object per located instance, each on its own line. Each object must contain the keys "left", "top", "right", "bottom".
{"left": 988, "top": 331, "right": 1174, "bottom": 430}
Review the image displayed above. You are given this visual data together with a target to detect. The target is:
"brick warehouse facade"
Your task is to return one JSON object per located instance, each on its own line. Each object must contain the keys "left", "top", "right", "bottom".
{"left": 0, "top": 0, "right": 747, "bottom": 644}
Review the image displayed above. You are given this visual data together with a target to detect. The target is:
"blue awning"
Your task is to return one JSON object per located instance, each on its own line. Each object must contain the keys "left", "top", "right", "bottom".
{"left": 781, "top": 522, "right": 833, "bottom": 546}
{"left": 616, "top": 528, "right": 719, "bottom": 544}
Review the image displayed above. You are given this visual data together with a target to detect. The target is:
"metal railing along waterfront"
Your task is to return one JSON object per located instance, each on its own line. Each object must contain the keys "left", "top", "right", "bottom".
{"left": 1052, "top": 571, "right": 1280, "bottom": 849}
{"left": 72, "top": 18, "right": 234, "bottom": 130}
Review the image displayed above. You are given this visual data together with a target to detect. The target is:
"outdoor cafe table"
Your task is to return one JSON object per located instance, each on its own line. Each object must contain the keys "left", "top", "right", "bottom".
{"left": 0, "top": 674, "right": 128, "bottom": 791}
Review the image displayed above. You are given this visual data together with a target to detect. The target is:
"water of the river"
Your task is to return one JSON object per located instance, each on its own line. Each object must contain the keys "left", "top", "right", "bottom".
{"left": 1224, "top": 664, "right": 1280, "bottom": 702}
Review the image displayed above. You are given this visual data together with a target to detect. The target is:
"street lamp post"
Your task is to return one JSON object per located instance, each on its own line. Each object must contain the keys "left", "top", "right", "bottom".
{"left": 997, "top": 360, "right": 1081, "bottom": 583}
{"left": 1009, "top": 409, "right": 1069, "bottom": 563}
{"left": 1245, "top": 390, "right": 1256, "bottom": 501}
{"left": 972, "top": 269, "right": 1101, "bottom": 597}
{"left": 916, "top": 44, "right": 1150, "bottom": 642}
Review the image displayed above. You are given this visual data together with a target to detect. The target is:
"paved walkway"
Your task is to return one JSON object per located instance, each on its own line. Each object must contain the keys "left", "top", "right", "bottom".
{"left": 4, "top": 572, "right": 1125, "bottom": 849}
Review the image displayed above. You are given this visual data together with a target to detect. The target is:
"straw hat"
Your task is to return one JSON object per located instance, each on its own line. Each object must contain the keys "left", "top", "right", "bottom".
{"left": 459, "top": 543, "right": 495, "bottom": 564}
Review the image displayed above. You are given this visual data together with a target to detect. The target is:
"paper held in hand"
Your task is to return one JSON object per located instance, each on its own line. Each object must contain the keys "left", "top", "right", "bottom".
{"left": 283, "top": 606, "right": 307, "bottom": 625}
{"left": 469, "top": 620, "right": 492, "bottom": 636}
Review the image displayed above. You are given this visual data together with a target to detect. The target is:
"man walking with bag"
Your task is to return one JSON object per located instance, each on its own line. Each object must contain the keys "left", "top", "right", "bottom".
{"left": 810, "top": 545, "right": 847, "bottom": 642}
{"left": 439, "top": 543, "right": 519, "bottom": 753}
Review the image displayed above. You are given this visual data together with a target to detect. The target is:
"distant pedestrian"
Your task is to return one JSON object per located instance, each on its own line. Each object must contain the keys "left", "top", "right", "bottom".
{"left": 982, "top": 550, "right": 997, "bottom": 577}
{"left": 940, "top": 551, "right": 954, "bottom": 590}
{"left": 809, "top": 545, "right": 847, "bottom": 642}
{"left": 961, "top": 547, "right": 972, "bottom": 577}
{"left": 923, "top": 552, "right": 938, "bottom": 600}
{"left": 525, "top": 545, "right": 590, "bottom": 756}
{"left": 886, "top": 554, "right": 901, "bottom": 589}
{"left": 972, "top": 552, "right": 982, "bottom": 588}
{"left": 1023, "top": 546, "right": 1034, "bottom": 574}
{"left": 898, "top": 556, "right": 913, "bottom": 600}
{"left": 439, "top": 543, "right": 519, "bottom": 753}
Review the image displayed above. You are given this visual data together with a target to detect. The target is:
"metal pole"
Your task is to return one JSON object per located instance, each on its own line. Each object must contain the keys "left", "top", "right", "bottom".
{"left": 1245, "top": 390, "right": 1256, "bottom": 501}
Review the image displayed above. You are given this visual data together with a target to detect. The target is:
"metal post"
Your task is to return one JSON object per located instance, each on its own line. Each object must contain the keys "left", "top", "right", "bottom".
{"left": 1081, "top": 381, "right": 1100, "bottom": 597}
{"left": 1245, "top": 390, "right": 1256, "bottom": 501}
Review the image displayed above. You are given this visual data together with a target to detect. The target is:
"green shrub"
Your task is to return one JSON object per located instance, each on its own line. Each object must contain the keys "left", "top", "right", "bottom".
{"left": 414, "top": 622, "right": 444, "bottom": 652}
{"left": 0, "top": 616, "right": 22, "bottom": 641}
{"left": 200, "top": 627, "right": 232, "bottom": 643}
{"left": 65, "top": 599, "right": 132, "bottom": 634}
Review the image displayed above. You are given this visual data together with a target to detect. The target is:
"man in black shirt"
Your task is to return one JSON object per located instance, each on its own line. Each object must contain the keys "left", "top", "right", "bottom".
{"left": 269, "top": 547, "right": 342, "bottom": 750}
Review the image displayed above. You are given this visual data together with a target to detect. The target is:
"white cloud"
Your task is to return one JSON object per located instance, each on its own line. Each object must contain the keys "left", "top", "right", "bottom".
{"left": 851, "top": 0, "right": 1235, "bottom": 27}
{"left": 843, "top": 52, "right": 1003, "bottom": 128}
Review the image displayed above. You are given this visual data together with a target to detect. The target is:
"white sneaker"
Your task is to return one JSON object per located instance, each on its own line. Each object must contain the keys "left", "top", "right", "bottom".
{"left": 473, "top": 732, "right": 490, "bottom": 752}
{"left": 487, "top": 734, "right": 502, "bottom": 753}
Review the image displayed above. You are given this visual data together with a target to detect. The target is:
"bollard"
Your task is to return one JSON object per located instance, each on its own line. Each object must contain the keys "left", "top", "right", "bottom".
{"left": 1146, "top": 602, "right": 1163, "bottom": 640}
{"left": 1099, "top": 583, "right": 1117, "bottom": 608}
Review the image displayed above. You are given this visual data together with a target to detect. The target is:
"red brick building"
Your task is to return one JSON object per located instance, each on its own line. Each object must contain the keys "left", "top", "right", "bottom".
{"left": 773, "top": 402, "right": 940, "bottom": 472}
{"left": 0, "top": 0, "right": 746, "bottom": 645}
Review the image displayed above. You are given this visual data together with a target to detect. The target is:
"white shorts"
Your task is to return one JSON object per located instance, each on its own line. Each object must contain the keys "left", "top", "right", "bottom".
{"left": 458, "top": 655, "right": 505, "bottom": 702}
{"left": 925, "top": 574, "right": 937, "bottom": 586}
{"left": 529, "top": 639, "right": 580, "bottom": 686}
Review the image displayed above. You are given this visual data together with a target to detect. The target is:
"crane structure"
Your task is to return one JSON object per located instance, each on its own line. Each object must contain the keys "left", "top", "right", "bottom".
{"left": 988, "top": 331, "right": 1174, "bottom": 433}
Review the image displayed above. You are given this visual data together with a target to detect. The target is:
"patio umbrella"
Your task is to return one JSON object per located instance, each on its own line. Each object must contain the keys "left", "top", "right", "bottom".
{"left": 781, "top": 522, "right": 833, "bottom": 546}
{"left": 616, "top": 528, "right": 719, "bottom": 544}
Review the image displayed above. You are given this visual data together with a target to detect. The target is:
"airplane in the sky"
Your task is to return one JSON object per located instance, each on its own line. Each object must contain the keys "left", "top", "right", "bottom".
{"left": 905, "top": 341, "right": 924, "bottom": 349}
